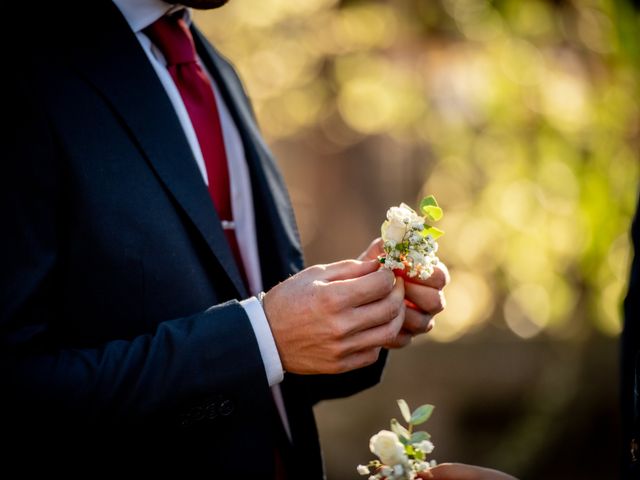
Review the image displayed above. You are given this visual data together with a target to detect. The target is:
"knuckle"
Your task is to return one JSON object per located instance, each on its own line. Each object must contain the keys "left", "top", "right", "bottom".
{"left": 377, "top": 270, "right": 395, "bottom": 294}
{"left": 319, "top": 285, "right": 341, "bottom": 312}
{"left": 334, "top": 358, "right": 352, "bottom": 374}
{"left": 382, "top": 324, "right": 399, "bottom": 345}
{"left": 410, "top": 310, "right": 428, "bottom": 332}
{"left": 354, "top": 350, "right": 379, "bottom": 369}
{"left": 307, "top": 264, "right": 326, "bottom": 277}
{"left": 384, "top": 301, "right": 401, "bottom": 321}
{"left": 329, "top": 320, "right": 348, "bottom": 340}
{"left": 396, "top": 333, "right": 412, "bottom": 348}
{"left": 327, "top": 342, "right": 345, "bottom": 363}
{"left": 364, "top": 348, "right": 381, "bottom": 366}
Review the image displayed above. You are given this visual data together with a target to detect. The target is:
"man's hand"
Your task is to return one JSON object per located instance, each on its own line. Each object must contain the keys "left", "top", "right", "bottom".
{"left": 359, "top": 238, "right": 449, "bottom": 348}
{"left": 417, "top": 463, "right": 519, "bottom": 480}
{"left": 263, "top": 259, "right": 406, "bottom": 375}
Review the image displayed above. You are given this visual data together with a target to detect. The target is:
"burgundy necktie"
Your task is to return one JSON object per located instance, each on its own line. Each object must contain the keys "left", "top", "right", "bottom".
{"left": 145, "top": 14, "right": 248, "bottom": 286}
{"left": 146, "top": 17, "right": 287, "bottom": 478}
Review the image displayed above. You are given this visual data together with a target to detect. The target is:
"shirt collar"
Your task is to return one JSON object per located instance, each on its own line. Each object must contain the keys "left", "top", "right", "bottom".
{"left": 112, "top": 0, "right": 191, "bottom": 33}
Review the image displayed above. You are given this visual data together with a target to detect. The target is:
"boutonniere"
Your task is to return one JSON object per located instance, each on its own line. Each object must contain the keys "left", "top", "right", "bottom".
{"left": 379, "top": 196, "right": 444, "bottom": 281}
{"left": 357, "top": 399, "right": 437, "bottom": 479}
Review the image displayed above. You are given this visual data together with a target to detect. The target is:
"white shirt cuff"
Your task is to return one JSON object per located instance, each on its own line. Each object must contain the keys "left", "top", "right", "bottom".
{"left": 240, "top": 296, "right": 284, "bottom": 386}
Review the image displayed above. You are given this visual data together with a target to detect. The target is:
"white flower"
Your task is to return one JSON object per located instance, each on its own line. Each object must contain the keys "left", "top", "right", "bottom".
{"left": 409, "top": 233, "right": 422, "bottom": 244}
{"left": 390, "top": 203, "right": 421, "bottom": 223}
{"left": 414, "top": 461, "right": 430, "bottom": 471}
{"left": 382, "top": 204, "right": 421, "bottom": 244}
{"left": 381, "top": 220, "right": 408, "bottom": 244}
{"left": 416, "top": 440, "right": 435, "bottom": 454}
{"left": 393, "top": 464, "right": 405, "bottom": 475}
{"left": 369, "top": 430, "right": 407, "bottom": 466}
{"left": 357, "top": 465, "right": 370, "bottom": 475}
{"left": 408, "top": 250, "right": 425, "bottom": 266}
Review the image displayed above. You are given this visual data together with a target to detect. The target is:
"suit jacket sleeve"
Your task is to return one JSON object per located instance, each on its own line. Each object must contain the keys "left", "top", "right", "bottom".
{"left": 0, "top": 69, "right": 272, "bottom": 427}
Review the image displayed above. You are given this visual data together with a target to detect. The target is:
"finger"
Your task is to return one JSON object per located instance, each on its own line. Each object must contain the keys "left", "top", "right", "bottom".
{"left": 405, "top": 263, "right": 450, "bottom": 289}
{"left": 384, "top": 329, "right": 413, "bottom": 349}
{"left": 402, "top": 307, "right": 434, "bottom": 335}
{"left": 335, "top": 347, "right": 382, "bottom": 373}
{"left": 320, "top": 258, "right": 381, "bottom": 282}
{"left": 341, "top": 277, "right": 405, "bottom": 333}
{"left": 357, "top": 237, "right": 384, "bottom": 262}
{"left": 343, "top": 293, "right": 406, "bottom": 352}
{"left": 328, "top": 268, "right": 396, "bottom": 309}
{"left": 404, "top": 282, "right": 446, "bottom": 315}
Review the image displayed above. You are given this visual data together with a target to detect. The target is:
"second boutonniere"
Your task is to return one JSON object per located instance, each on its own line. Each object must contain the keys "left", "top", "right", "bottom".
{"left": 379, "top": 196, "right": 444, "bottom": 281}
{"left": 357, "top": 399, "right": 437, "bottom": 479}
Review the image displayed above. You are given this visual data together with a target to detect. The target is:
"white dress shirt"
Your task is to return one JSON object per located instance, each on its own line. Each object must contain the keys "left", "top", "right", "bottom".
{"left": 111, "top": 0, "right": 291, "bottom": 438}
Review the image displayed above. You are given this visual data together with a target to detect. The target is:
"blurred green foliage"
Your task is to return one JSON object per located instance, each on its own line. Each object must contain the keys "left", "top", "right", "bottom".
{"left": 197, "top": 0, "right": 639, "bottom": 342}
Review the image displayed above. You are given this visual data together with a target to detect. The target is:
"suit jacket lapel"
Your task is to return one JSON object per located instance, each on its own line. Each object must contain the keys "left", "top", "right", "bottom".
{"left": 68, "top": 3, "right": 247, "bottom": 298}
{"left": 192, "top": 29, "right": 305, "bottom": 288}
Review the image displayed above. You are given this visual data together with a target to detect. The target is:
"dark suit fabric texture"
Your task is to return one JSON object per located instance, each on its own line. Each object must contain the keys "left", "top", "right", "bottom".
{"left": 623, "top": 195, "right": 640, "bottom": 480}
{"left": 0, "top": 4, "right": 386, "bottom": 477}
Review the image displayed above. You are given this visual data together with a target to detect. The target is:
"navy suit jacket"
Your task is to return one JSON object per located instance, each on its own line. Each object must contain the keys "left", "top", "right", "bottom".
{"left": 0, "top": 3, "right": 386, "bottom": 476}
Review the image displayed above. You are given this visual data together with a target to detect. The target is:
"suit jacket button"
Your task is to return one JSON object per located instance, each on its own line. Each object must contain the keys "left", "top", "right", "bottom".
{"left": 219, "top": 399, "right": 235, "bottom": 416}
{"left": 204, "top": 401, "right": 219, "bottom": 421}
{"left": 180, "top": 405, "right": 204, "bottom": 427}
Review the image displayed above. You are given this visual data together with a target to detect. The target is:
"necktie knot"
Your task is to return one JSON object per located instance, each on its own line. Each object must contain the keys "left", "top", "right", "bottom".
{"left": 144, "top": 14, "right": 197, "bottom": 67}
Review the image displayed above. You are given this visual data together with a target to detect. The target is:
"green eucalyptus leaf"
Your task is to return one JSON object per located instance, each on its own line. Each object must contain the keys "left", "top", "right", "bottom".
{"left": 410, "top": 404, "right": 434, "bottom": 426}
{"left": 410, "top": 431, "right": 431, "bottom": 443}
{"left": 397, "top": 399, "right": 411, "bottom": 423}
{"left": 422, "top": 226, "right": 444, "bottom": 240}
{"left": 419, "top": 196, "right": 439, "bottom": 210}
{"left": 423, "top": 205, "right": 443, "bottom": 222}
{"left": 414, "top": 449, "right": 426, "bottom": 461}
{"left": 404, "top": 444, "right": 417, "bottom": 458}
{"left": 390, "top": 418, "right": 410, "bottom": 440}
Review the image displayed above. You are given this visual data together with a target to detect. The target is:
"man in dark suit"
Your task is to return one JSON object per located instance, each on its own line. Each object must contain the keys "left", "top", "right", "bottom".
{"left": 0, "top": 1, "right": 447, "bottom": 477}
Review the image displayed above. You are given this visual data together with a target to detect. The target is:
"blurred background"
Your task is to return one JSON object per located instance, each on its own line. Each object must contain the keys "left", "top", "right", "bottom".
{"left": 195, "top": 1, "right": 639, "bottom": 478}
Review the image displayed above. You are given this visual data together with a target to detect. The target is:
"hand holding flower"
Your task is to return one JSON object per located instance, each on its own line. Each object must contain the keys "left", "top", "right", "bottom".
{"left": 360, "top": 239, "right": 448, "bottom": 348}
